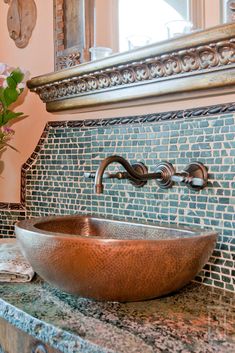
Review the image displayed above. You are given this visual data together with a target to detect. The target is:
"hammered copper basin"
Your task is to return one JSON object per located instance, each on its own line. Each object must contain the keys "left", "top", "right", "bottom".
{"left": 15, "top": 215, "right": 217, "bottom": 302}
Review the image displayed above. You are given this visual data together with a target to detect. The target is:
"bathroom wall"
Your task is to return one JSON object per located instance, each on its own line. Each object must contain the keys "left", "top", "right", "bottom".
{"left": 0, "top": 1, "right": 234, "bottom": 293}
{"left": 1, "top": 105, "right": 234, "bottom": 292}
{"left": 0, "top": 0, "right": 54, "bottom": 202}
{"left": 0, "top": 0, "right": 228, "bottom": 204}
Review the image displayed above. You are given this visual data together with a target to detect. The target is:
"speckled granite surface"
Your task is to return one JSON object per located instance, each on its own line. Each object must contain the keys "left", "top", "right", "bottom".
{"left": 0, "top": 278, "right": 234, "bottom": 353}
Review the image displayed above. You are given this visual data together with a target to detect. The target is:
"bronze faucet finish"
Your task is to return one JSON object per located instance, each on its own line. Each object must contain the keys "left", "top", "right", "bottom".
{"left": 171, "top": 162, "right": 208, "bottom": 190}
{"left": 94, "top": 155, "right": 175, "bottom": 194}
{"left": 90, "top": 155, "right": 208, "bottom": 193}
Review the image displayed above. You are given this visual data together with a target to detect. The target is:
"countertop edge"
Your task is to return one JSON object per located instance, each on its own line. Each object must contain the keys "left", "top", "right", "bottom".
{"left": 0, "top": 298, "right": 111, "bottom": 353}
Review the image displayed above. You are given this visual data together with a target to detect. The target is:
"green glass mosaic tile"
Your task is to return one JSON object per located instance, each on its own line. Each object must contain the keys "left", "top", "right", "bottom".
{"left": 0, "top": 113, "right": 234, "bottom": 292}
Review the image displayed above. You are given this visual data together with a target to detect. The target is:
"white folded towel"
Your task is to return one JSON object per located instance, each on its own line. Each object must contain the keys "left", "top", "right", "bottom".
{"left": 0, "top": 239, "right": 34, "bottom": 282}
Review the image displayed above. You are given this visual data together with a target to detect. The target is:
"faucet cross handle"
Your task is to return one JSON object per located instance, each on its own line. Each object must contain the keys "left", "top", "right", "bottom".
{"left": 173, "top": 162, "right": 208, "bottom": 190}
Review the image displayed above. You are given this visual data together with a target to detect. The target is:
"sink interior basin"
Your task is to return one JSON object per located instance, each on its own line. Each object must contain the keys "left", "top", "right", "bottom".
{"left": 15, "top": 215, "right": 217, "bottom": 302}
{"left": 34, "top": 217, "right": 202, "bottom": 240}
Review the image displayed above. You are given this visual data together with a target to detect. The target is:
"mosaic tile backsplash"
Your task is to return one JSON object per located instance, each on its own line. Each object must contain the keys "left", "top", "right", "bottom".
{"left": 0, "top": 209, "right": 26, "bottom": 237}
{"left": 0, "top": 111, "right": 234, "bottom": 292}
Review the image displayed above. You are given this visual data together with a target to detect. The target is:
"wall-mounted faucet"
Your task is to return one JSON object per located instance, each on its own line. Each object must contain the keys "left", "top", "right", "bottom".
{"left": 91, "top": 155, "right": 176, "bottom": 194}
{"left": 84, "top": 155, "right": 208, "bottom": 194}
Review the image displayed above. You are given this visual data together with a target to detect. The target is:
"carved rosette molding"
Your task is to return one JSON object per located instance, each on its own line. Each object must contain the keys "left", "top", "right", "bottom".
{"left": 1, "top": 100, "right": 235, "bottom": 210}
{"left": 57, "top": 50, "right": 81, "bottom": 70}
{"left": 53, "top": 0, "right": 94, "bottom": 70}
{"left": 28, "top": 24, "right": 235, "bottom": 112}
{"left": 32, "top": 38, "right": 235, "bottom": 105}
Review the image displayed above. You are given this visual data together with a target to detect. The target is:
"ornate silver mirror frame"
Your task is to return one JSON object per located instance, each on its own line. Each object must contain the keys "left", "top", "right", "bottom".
{"left": 222, "top": 0, "right": 235, "bottom": 23}
{"left": 54, "top": 0, "right": 95, "bottom": 70}
{"left": 28, "top": 23, "right": 235, "bottom": 113}
{"left": 53, "top": 0, "right": 205, "bottom": 70}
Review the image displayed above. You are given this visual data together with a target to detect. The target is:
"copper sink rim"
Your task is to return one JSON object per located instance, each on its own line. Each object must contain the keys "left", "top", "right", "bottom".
{"left": 15, "top": 214, "right": 218, "bottom": 242}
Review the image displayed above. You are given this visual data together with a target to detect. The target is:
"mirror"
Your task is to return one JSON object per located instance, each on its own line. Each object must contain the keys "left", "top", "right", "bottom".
{"left": 54, "top": 0, "right": 95, "bottom": 70}
{"left": 95, "top": 0, "right": 194, "bottom": 55}
{"left": 54, "top": 0, "right": 207, "bottom": 70}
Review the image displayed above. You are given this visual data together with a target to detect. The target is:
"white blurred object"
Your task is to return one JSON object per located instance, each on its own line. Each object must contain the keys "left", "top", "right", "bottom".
{"left": 127, "top": 35, "right": 151, "bottom": 50}
{"left": 89, "top": 47, "right": 113, "bottom": 61}
{"left": 0, "top": 238, "right": 34, "bottom": 282}
{"left": 165, "top": 20, "right": 193, "bottom": 39}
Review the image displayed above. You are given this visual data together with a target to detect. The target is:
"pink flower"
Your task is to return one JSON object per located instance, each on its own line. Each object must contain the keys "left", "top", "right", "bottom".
{"left": 0, "top": 63, "right": 12, "bottom": 88}
{"left": 0, "top": 126, "right": 15, "bottom": 151}
{"left": 0, "top": 77, "right": 5, "bottom": 87}
{"left": 0, "top": 63, "right": 9, "bottom": 74}
{"left": 0, "top": 63, "right": 29, "bottom": 89}
{"left": 3, "top": 126, "right": 14, "bottom": 135}
{"left": 19, "top": 67, "right": 30, "bottom": 81}
{"left": 0, "top": 63, "right": 29, "bottom": 154}
{"left": 17, "top": 68, "right": 30, "bottom": 91}
{"left": 0, "top": 64, "right": 29, "bottom": 90}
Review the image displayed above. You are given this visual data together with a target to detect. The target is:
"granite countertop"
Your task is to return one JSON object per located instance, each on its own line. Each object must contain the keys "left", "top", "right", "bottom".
{"left": 0, "top": 278, "right": 234, "bottom": 353}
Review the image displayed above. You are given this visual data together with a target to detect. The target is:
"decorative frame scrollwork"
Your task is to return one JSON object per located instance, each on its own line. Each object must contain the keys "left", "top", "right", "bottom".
{"left": 27, "top": 23, "right": 235, "bottom": 113}
{"left": 221, "top": 0, "right": 235, "bottom": 23}
{"left": 53, "top": 0, "right": 205, "bottom": 71}
{"left": 53, "top": 0, "right": 94, "bottom": 71}
{"left": 34, "top": 38, "right": 235, "bottom": 104}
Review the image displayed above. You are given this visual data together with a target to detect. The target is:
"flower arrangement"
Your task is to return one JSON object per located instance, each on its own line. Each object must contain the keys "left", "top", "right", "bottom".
{"left": 0, "top": 63, "right": 27, "bottom": 153}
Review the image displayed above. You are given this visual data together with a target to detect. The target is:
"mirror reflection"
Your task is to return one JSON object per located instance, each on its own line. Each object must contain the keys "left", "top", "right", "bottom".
{"left": 94, "top": 0, "right": 196, "bottom": 57}
{"left": 54, "top": 0, "right": 210, "bottom": 69}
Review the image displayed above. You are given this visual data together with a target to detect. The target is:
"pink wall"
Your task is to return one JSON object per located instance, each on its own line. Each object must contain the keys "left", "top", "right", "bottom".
{"left": 0, "top": 0, "right": 233, "bottom": 204}
{"left": 95, "top": 0, "right": 119, "bottom": 52}
{"left": 0, "top": 1, "right": 54, "bottom": 202}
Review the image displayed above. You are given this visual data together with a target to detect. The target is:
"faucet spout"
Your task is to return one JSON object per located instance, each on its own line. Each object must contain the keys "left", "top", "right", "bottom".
{"left": 94, "top": 155, "right": 160, "bottom": 194}
{"left": 95, "top": 184, "right": 104, "bottom": 194}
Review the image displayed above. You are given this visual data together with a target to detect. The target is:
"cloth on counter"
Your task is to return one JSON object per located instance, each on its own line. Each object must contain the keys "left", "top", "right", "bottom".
{"left": 0, "top": 238, "right": 34, "bottom": 282}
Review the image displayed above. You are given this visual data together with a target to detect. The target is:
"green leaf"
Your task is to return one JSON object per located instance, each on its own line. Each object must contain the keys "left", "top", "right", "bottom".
{"left": 0, "top": 87, "right": 6, "bottom": 108}
{"left": 4, "top": 110, "right": 23, "bottom": 124}
{"left": 4, "top": 87, "right": 19, "bottom": 106}
{"left": 0, "top": 114, "right": 3, "bottom": 126}
{"left": 11, "top": 69, "right": 24, "bottom": 84}
{"left": 6, "top": 76, "right": 17, "bottom": 89}
{"left": 0, "top": 110, "right": 23, "bottom": 126}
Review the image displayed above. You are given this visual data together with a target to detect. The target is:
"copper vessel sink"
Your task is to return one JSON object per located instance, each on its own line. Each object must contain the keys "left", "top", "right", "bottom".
{"left": 15, "top": 215, "right": 217, "bottom": 302}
